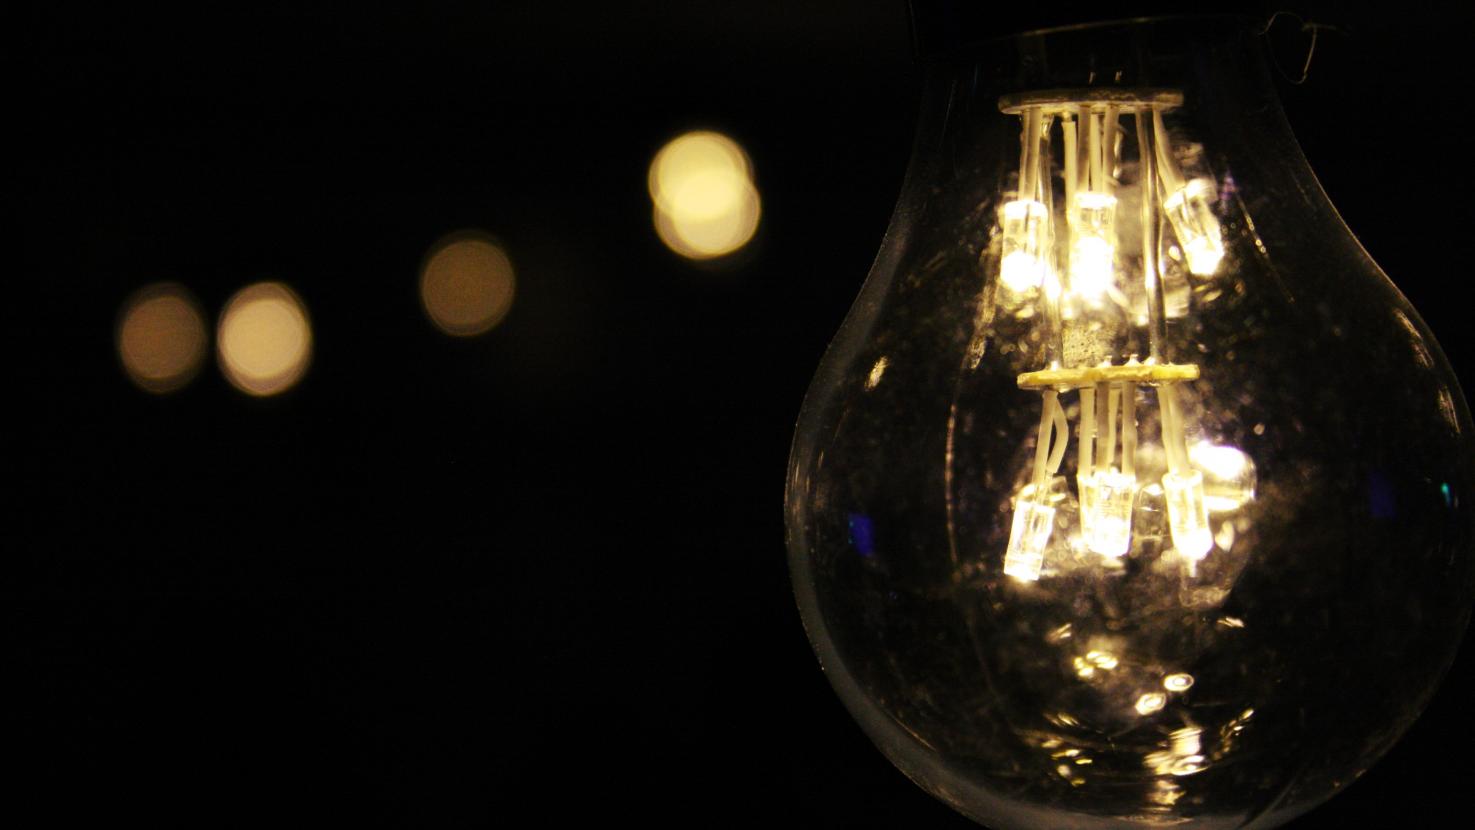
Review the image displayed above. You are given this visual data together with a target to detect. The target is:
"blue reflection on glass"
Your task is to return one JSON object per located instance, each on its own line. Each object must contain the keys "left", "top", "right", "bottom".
{"left": 1368, "top": 472, "right": 1396, "bottom": 519}
{"left": 848, "top": 512, "right": 876, "bottom": 558}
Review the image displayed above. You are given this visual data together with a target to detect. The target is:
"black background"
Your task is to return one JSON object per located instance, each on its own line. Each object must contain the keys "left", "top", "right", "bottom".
{"left": 11, "top": 2, "right": 1475, "bottom": 825}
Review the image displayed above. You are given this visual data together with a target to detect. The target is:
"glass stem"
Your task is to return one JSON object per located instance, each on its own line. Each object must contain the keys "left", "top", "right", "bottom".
{"left": 1136, "top": 109, "right": 1168, "bottom": 363}
{"left": 1031, "top": 390, "right": 1061, "bottom": 492}
{"left": 1121, "top": 382, "right": 1137, "bottom": 477}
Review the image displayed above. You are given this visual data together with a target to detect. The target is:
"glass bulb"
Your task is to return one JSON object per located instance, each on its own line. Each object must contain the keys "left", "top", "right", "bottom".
{"left": 785, "top": 17, "right": 1475, "bottom": 829}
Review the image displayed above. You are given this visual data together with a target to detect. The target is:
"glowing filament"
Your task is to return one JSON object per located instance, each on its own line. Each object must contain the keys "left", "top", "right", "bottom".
{"left": 1004, "top": 498, "right": 1055, "bottom": 582}
{"left": 1078, "top": 380, "right": 1137, "bottom": 557}
{"left": 1163, "top": 469, "right": 1213, "bottom": 560}
{"left": 1068, "top": 191, "right": 1118, "bottom": 300}
{"left": 1080, "top": 469, "right": 1137, "bottom": 557}
{"left": 994, "top": 97, "right": 1245, "bottom": 585}
{"left": 1006, "top": 391, "right": 1068, "bottom": 581}
{"left": 999, "top": 199, "right": 1051, "bottom": 293}
{"left": 1156, "top": 382, "right": 1210, "bottom": 561}
{"left": 1163, "top": 178, "right": 1224, "bottom": 276}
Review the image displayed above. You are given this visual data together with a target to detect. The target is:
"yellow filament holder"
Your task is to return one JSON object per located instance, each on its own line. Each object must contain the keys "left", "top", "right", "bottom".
{"left": 1017, "top": 363, "right": 1199, "bottom": 390}
{"left": 997, "top": 88, "right": 1184, "bottom": 116}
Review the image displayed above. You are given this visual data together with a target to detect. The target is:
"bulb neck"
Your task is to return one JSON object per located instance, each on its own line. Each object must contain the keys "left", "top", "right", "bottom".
{"left": 908, "top": 5, "right": 1258, "bottom": 63}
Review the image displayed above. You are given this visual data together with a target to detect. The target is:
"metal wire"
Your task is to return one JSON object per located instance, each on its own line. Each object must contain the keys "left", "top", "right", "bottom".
{"left": 1257, "top": 11, "right": 1346, "bottom": 85}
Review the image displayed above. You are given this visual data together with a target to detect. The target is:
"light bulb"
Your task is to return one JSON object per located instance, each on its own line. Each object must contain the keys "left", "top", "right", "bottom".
{"left": 786, "top": 17, "right": 1475, "bottom": 830}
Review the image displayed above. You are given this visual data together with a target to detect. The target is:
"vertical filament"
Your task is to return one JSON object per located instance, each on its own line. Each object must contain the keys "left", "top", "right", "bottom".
{"left": 1159, "top": 383, "right": 1212, "bottom": 561}
{"left": 1154, "top": 109, "right": 1224, "bottom": 276}
{"left": 1006, "top": 390, "right": 1068, "bottom": 581}
{"left": 1000, "top": 199, "right": 1051, "bottom": 293}
{"left": 1004, "top": 497, "right": 1056, "bottom": 582}
{"left": 1069, "top": 192, "right": 1118, "bottom": 301}
{"left": 1163, "top": 178, "right": 1225, "bottom": 276}
{"left": 1000, "top": 108, "right": 1055, "bottom": 295}
{"left": 1079, "top": 381, "right": 1138, "bottom": 557}
{"left": 996, "top": 92, "right": 1229, "bottom": 580}
{"left": 1067, "top": 107, "right": 1120, "bottom": 303}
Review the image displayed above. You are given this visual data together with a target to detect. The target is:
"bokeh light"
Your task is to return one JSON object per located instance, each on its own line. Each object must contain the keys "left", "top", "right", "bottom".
{"left": 116, "top": 282, "right": 208, "bottom": 394}
{"left": 419, "top": 233, "right": 516, "bottom": 337}
{"left": 648, "top": 130, "right": 761, "bottom": 260}
{"left": 217, "top": 282, "right": 312, "bottom": 397}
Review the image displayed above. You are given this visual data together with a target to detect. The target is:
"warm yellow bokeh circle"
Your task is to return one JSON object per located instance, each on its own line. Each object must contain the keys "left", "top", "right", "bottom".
{"left": 217, "top": 282, "right": 313, "bottom": 396}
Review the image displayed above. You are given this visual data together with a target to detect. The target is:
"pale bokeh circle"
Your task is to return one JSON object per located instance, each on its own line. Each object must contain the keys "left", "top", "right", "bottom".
{"left": 648, "top": 130, "right": 750, "bottom": 209}
{"left": 649, "top": 131, "right": 761, "bottom": 260}
{"left": 217, "top": 282, "right": 312, "bottom": 397}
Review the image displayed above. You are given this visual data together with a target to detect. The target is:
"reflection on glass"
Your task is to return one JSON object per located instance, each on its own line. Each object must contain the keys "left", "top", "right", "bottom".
{"left": 648, "top": 131, "right": 760, "bottom": 260}
{"left": 866, "top": 357, "right": 889, "bottom": 390}
{"left": 1163, "top": 673, "right": 1195, "bottom": 693}
{"left": 419, "top": 232, "right": 516, "bottom": 337}
{"left": 1134, "top": 692, "right": 1166, "bottom": 715}
{"left": 217, "top": 282, "right": 312, "bottom": 397}
{"left": 116, "top": 282, "right": 208, "bottom": 394}
{"left": 1145, "top": 726, "right": 1206, "bottom": 777}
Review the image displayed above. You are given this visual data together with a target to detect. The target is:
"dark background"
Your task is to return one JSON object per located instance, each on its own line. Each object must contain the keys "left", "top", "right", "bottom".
{"left": 10, "top": 2, "right": 1474, "bottom": 825}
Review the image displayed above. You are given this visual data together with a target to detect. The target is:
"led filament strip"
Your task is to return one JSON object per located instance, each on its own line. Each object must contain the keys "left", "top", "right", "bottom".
{"left": 996, "top": 89, "right": 1225, "bottom": 582}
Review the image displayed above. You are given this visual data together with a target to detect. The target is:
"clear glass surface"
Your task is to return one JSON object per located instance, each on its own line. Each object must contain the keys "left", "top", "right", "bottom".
{"left": 785, "top": 16, "right": 1475, "bottom": 829}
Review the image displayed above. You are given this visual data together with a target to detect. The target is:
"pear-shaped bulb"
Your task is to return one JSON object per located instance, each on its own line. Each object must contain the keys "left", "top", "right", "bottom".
{"left": 786, "top": 17, "right": 1475, "bottom": 829}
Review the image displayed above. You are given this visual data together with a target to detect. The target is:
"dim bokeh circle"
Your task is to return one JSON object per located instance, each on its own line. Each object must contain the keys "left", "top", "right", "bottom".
{"left": 116, "top": 282, "right": 209, "bottom": 394}
{"left": 419, "top": 233, "right": 516, "bottom": 337}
